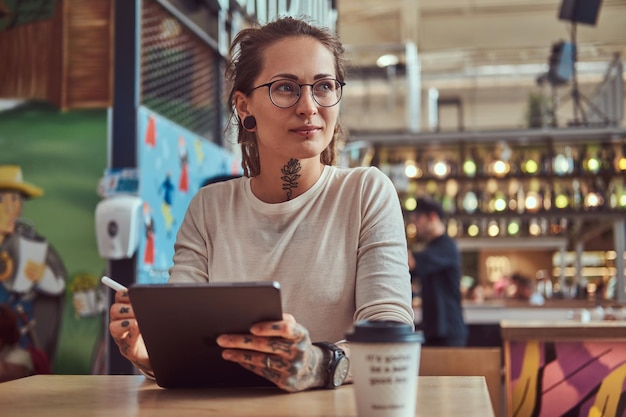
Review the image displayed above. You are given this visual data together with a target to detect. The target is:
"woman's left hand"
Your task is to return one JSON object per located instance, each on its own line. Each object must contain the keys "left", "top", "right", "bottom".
{"left": 216, "top": 313, "right": 325, "bottom": 392}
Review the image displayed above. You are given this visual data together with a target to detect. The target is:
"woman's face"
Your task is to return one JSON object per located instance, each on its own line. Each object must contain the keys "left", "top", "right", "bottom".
{"left": 236, "top": 36, "right": 340, "bottom": 168}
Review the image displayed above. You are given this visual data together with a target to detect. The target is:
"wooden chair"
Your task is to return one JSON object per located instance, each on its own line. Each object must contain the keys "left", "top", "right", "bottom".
{"left": 420, "top": 347, "right": 503, "bottom": 417}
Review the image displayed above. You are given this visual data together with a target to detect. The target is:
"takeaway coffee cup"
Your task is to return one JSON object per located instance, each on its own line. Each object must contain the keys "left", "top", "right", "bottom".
{"left": 346, "top": 320, "right": 423, "bottom": 417}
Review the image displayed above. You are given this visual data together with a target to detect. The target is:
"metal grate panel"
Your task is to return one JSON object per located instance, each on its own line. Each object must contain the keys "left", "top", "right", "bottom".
{"left": 140, "top": 0, "right": 221, "bottom": 141}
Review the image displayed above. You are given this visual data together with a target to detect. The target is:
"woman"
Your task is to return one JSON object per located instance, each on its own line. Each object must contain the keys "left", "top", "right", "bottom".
{"left": 109, "top": 16, "right": 413, "bottom": 392}
{"left": 0, "top": 304, "right": 33, "bottom": 382}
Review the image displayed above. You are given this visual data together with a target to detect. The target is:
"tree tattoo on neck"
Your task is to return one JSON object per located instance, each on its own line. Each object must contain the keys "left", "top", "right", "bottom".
{"left": 281, "top": 159, "right": 301, "bottom": 200}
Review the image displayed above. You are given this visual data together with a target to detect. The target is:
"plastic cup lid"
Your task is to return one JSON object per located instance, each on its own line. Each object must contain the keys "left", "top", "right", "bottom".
{"left": 346, "top": 320, "right": 424, "bottom": 343}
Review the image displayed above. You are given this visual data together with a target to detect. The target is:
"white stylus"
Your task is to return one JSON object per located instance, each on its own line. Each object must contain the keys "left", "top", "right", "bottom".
{"left": 101, "top": 276, "right": 128, "bottom": 292}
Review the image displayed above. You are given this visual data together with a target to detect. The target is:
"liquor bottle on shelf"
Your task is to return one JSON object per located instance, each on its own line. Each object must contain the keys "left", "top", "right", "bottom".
{"left": 582, "top": 146, "right": 601, "bottom": 174}
{"left": 540, "top": 148, "right": 553, "bottom": 176}
{"left": 509, "top": 148, "right": 522, "bottom": 176}
{"left": 549, "top": 218, "right": 564, "bottom": 235}
{"left": 572, "top": 179, "right": 582, "bottom": 210}
{"left": 525, "top": 191, "right": 541, "bottom": 213}
{"left": 608, "top": 180, "right": 618, "bottom": 210}
{"left": 616, "top": 143, "right": 626, "bottom": 172}
{"left": 521, "top": 150, "right": 539, "bottom": 176}
{"left": 583, "top": 191, "right": 603, "bottom": 210}
{"left": 575, "top": 145, "right": 586, "bottom": 176}
{"left": 483, "top": 178, "right": 498, "bottom": 213}
{"left": 553, "top": 183, "right": 569, "bottom": 210}
{"left": 403, "top": 160, "right": 422, "bottom": 179}
{"left": 447, "top": 218, "right": 461, "bottom": 238}
{"left": 524, "top": 179, "right": 542, "bottom": 213}
{"left": 442, "top": 179, "right": 458, "bottom": 214}
{"left": 528, "top": 218, "right": 542, "bottom": 237}
{"left": 462, "top": 148, "right": 482, "bottom": 178}
{"left": 542, "top": 184, "right": 553, "bottom": 211}
{"left": 489, "top": 158, "right": 510, "bottom": 178}
{"left": 566, "top": 146, "right": 575, "bottom": 174}
{"left": 432, "top": 159, "right": 451, "bottom": 179}
{"left": 600, "top": 143, "right": 615, "bottom": 174}
{"left": 466, "top": 221, "right": 480, "bottom": 238}
{"left": 507, "top": 218, "right": 521, "bottom": 236}
{"left": 516, "top": 181, "right": 525, "bottom": 214}
{"left": 594, "top": 176, "right": 609, "bottom": 209}
{"left": 507, "top": 179, "right": 520, "bottom": 212}
{"left": 403, "top": 195, "right": 418, "bottom": 212}
{"left": 615, "top": 178, "right": 626, "bottom": 209}
{"left": 462, "top": 186, "right": 480, "bottom": 214}
{"left": 426, "top": 155, "right": 435, "bottom": 178}
{"left": 553, "top": 146, "right": 574, "bottom": 176}
{"left": 486, "top": 220, "right": 500, "bottom": 237}
{"left": 583, "top": 180, "right": 604, "bottom": 210}
{"left": 492, "top": 190, "right": 508, "bottom": 213}
{"left": 447, "top": 152, "right": 460, "bottom": 177}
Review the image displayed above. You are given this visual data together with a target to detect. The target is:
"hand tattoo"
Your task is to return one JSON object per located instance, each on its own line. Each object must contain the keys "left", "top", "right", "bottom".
{"left": 268, "top": 338, "right": 293, "bottom": 355}
{"left": 281, "top": 159, "right": 301, "bottom": 200}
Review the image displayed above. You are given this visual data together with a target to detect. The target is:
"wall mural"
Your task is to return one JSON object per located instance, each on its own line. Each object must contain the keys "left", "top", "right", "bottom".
{"left": 0, "top": 102, "right": 107, "bottom": 375}
{"left": 509, "top": 340, "right": 626, "bottom": 416}
{"left": 136, "top": 106, "right": 241, "bottom": 284}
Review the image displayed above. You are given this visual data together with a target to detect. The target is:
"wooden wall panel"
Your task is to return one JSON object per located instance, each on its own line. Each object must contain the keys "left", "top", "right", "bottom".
{"left": 63, "top": 0, "right": 113, "bottom": 109}
{"left": 0, "top": 0, "right": 64, "bottom": 107}
{"left": 0, "top": 0, "right": 113, "bottom": 109}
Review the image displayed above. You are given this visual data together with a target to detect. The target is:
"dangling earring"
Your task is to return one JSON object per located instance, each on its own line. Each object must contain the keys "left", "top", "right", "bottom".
{"left": 243, "top": 116, "right": 256, "bottom": 130}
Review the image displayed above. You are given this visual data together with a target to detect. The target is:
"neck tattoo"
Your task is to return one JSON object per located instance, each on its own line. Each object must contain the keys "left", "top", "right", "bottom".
{"left": 280, "top": 158, "right": 301, "bottom": 200}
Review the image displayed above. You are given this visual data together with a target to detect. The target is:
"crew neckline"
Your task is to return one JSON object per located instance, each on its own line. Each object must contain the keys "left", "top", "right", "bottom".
{"left": 244, "top": 165, "right": 332, "bottom": 214}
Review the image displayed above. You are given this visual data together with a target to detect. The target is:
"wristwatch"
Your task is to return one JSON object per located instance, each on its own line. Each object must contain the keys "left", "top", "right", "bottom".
{"left": 313, "top": 342, "right": 350, "bottom": 389}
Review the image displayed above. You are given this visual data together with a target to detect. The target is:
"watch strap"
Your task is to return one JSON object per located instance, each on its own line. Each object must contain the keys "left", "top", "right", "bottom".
{"left": 313, "top": 341, "right": 347, "bottom": 389}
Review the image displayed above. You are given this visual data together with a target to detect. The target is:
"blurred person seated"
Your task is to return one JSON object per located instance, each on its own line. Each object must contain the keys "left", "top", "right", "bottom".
{"left": 511, "top": 273, "right": 544, "bottom": 305}
{"left": 0, "top": 303, "right": 34, "bottom": 382}
{"left": 462, "top": 276, "right": 484, "bottom": 303}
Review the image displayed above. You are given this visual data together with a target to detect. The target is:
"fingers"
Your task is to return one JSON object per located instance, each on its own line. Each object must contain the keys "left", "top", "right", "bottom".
{"left": 114, "top": 289, "right": 131, "bottom": 304}
{"left": 221, "top": 348, "right": 295, "bottom": 390}
{"left": 218, "top": 313, "right": 308, "bottom": 352}
{"left": 217, "top": 314, "right": 318, "bottom": 391}
{"left": 109, "top": 296, "right": 135, "bottom": 321}
{"left": 250, "top": 314, "right": 304, "bottom": 340}
{"left": 107, "top": 290, "right": 150, "bottom": 368}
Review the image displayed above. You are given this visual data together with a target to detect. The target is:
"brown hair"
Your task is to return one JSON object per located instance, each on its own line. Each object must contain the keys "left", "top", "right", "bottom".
{"left": 226, "top": 16, "right": 347, "bottom": 177}
{"left": 0, "top": 304, "right": 21, "bottom": 346}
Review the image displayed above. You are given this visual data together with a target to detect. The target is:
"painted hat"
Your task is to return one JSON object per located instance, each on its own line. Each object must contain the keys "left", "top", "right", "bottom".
{"left": 0, "top": 165, "right": 44, "bottom": 198}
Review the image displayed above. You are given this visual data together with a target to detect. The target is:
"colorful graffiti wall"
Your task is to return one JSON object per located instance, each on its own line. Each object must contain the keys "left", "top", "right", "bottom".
{"left": 509, "top": 339, "right": 626, "bottom": 417}
{"left": 136, "top": 106, "right": 241, "bottom": 284}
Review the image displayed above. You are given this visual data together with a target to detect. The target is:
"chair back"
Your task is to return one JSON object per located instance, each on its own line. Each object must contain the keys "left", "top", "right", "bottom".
{"left": 420, "top": 347, "right": 502, "bottom": 417}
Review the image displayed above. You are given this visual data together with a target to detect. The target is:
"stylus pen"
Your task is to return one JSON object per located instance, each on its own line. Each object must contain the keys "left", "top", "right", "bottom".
{"left": 101, "top": 276, "right": 128, "bottom": 292}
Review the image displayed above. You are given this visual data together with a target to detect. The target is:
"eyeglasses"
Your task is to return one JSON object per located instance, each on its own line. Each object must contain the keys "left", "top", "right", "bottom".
{"left": 251, "top": 78, "right": 345, "bottom": 108}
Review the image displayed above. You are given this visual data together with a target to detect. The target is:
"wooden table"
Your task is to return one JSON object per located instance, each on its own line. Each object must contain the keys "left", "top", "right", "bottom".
{"left": 0, "top": 375, "right": 494, "bottom": 416}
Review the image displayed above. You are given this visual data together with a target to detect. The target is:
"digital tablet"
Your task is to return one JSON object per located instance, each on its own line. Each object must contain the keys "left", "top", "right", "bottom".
{"left": 128, "top": 281, "right": 283, "bottom": 389}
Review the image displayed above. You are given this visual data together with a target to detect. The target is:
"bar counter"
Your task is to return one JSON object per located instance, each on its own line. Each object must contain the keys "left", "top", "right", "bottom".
{"left": 0, "top": 375, "right": 495, "bottom": 417}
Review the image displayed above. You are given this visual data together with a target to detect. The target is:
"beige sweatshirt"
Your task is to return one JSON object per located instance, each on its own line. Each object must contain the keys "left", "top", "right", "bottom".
{"left": 169, "top": 165, "right": 414, "bottom": 343}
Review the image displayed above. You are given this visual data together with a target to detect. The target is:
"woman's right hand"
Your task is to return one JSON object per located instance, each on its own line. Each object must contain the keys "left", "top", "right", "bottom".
{"left": 108, "top": 290, "right": 152, "bottom": 375}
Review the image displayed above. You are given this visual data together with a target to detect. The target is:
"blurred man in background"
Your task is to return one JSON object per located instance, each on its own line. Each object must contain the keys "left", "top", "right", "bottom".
{"left": 409, "top": 197, "right": 467, "bottom": 347}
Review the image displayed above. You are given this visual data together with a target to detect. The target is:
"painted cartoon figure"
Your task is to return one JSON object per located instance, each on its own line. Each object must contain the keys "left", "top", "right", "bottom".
{"left": 142, "top": 202, "right": 155, "bottom": 265}
{"left": 0, "top": 166, "right": 66, "bottom": 363}
{"left": 158, "top": 172, "right": 175, "bottom": 235}
{"left": 178, "top": 136, "right": 189, "bottom": 193}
